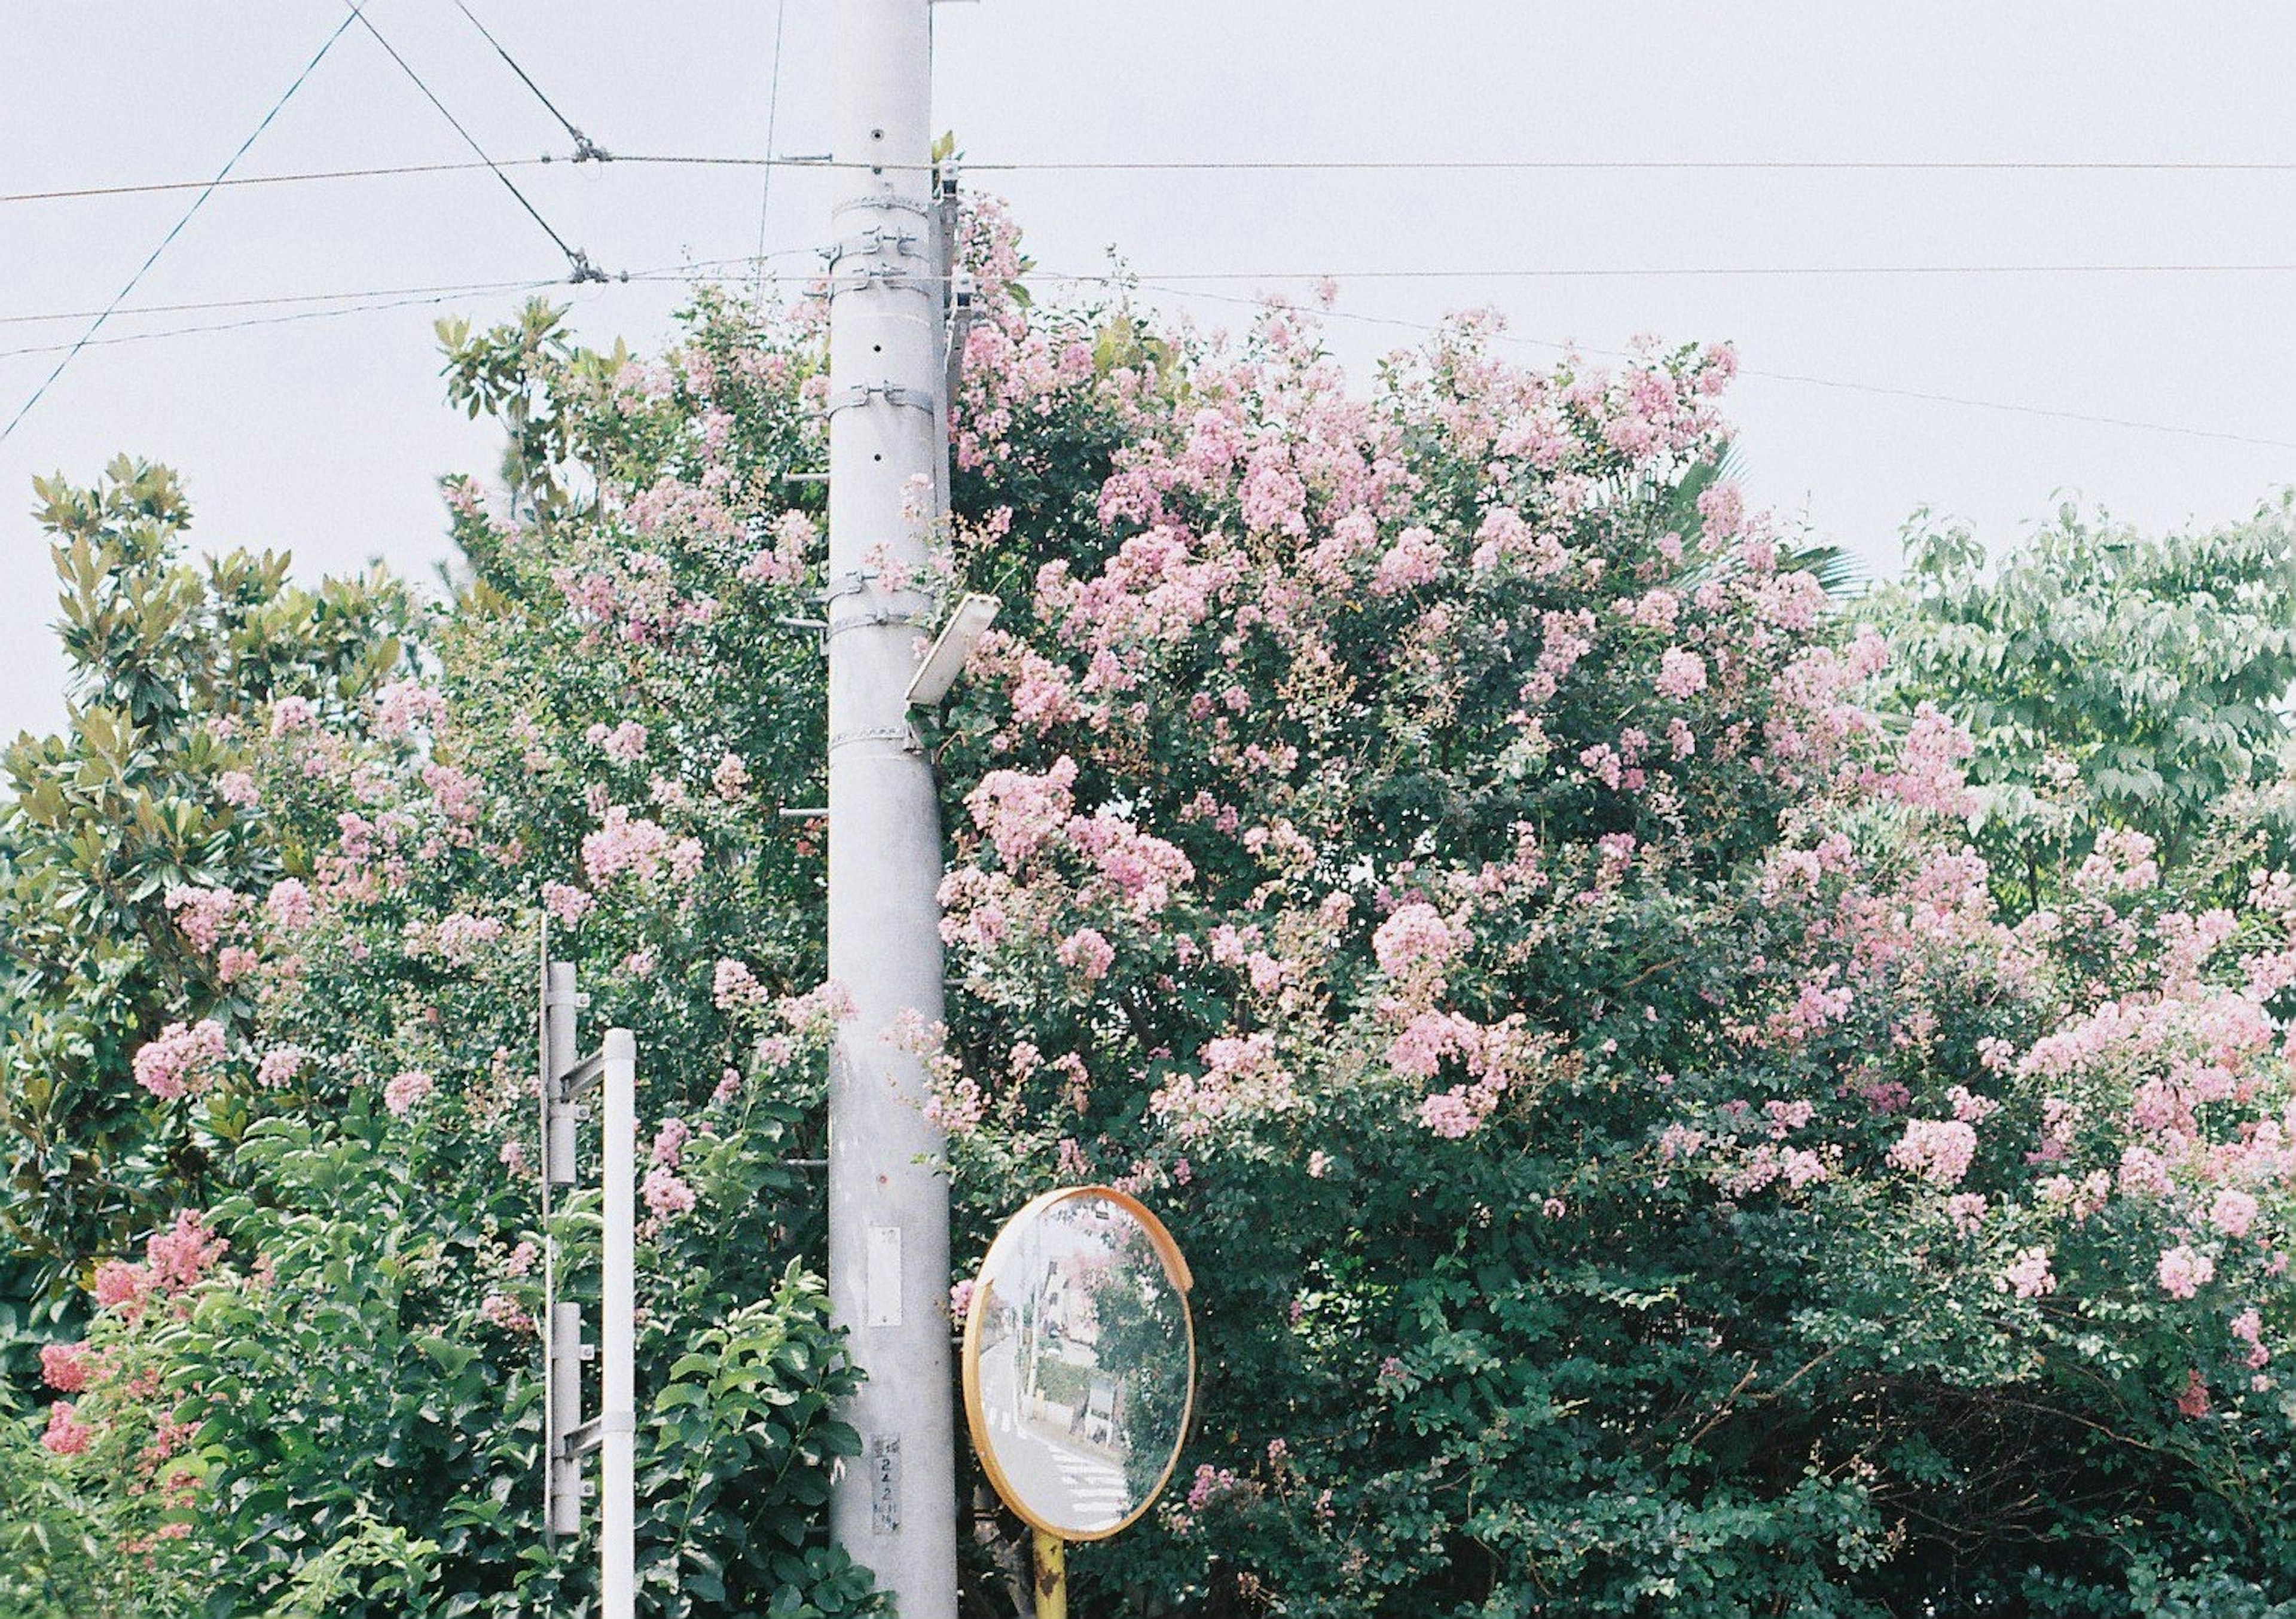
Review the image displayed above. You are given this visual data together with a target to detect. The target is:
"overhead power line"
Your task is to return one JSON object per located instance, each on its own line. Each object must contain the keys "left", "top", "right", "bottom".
{"left": 345, "top": 3, "right": 608, "bottom": 280}
{"left": 0, "top": 251, "right": 817, "bottom": 330}
{"left": 12, "top": 151, "right": 2296, "bottom": 206}
{"left": 752, "top": 0, "right": 792, "bottom": 296}
{"left": 1057, "top": 263, "right": 2296, "bottom": 282}
{"left": 0, "top": 7, "right": 362, "bottom": 446}
{"left": 0, "top": 258, "right": 800, "bottom": 360}
{"left": 2, "top": 251, "right": 2282, "bottom": 454}
{"left": 1107, "top": 276, "right": 2296, "bottom": 453}
{"left": 10, "top": 253, "right": 2288, "bottom": 334}
{"left": 447, "top": 0, "right": 610, "bottom": 161}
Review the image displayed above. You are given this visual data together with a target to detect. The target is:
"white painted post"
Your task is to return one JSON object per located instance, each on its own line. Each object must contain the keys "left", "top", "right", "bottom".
{"left": 600, "top": 1027, "right": 637, "bottom": 1619}
{"left": 823, "top": 0, "right": 958, "bottom": 1612}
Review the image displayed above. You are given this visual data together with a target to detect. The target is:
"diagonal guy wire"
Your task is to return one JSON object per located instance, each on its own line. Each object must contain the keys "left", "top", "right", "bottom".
{"left": 346, "top": 2, "right": 593, "bottom": 271}
{"left": 0, "top": 7, "right": 364, "bottom": 445}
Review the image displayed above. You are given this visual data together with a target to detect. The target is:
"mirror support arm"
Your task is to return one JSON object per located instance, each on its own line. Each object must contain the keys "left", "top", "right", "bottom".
{"left": 1033, "top": 1530, "right": 1066, "bottom": 1619}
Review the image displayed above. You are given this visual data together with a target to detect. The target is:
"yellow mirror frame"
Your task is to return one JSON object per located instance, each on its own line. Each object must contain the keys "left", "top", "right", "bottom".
{"left": 959, "top": 1184, "right": 1196, "bottom": 1542}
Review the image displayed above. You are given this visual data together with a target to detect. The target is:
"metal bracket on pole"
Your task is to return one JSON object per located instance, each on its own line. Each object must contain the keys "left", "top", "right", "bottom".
{"left": 828, "top": 225, "right": 924, "bottom": 267}
{"left": 822, "top": 382, "right": 937, "bottom": 416}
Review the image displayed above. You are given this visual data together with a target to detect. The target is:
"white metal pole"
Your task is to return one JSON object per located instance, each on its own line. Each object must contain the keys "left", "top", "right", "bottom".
{"left": 600, "top": 1027, "right": 637, "bottom": 1619}
{"left": 823, "top": 0, "right": 957, "bottom": 1612}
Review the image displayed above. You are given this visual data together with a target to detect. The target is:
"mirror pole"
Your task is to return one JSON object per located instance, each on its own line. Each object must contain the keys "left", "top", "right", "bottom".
{"left": 1032, "top": 1531, "right": 1066, "bottom": 1619}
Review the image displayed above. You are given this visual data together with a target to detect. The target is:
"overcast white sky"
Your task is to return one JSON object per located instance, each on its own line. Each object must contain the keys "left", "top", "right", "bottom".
{"left": 4, "top": 2, "right": 2292, "bottom": 740}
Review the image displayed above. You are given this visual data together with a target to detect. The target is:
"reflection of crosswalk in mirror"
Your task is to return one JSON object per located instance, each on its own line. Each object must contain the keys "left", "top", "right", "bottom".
{"left": 962, "top": 1187, "right": 1196, "bottom": 1540}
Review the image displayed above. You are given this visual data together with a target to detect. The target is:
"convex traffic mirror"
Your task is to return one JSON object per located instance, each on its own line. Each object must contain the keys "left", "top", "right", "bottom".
{"left": 961, "top": 1186, "right": 1196, "bottom": 1540}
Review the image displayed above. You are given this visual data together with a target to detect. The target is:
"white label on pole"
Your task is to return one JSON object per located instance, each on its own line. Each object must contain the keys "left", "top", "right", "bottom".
{"left": 866, "top": 1224, "right": 903, "bottom": 1327}
{"left": 869, "top": 1432, "right": 902, "bottom": 1534}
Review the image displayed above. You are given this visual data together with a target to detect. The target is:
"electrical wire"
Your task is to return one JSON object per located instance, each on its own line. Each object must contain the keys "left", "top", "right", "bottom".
{"left": 6, "top": 159, "right": 535, "bottom": 205}
{"left": 0, "top": 8, "right": 364, "bottom": 446}
{"left": 0, "top": 257, "right": 805, "bottom": 359}
{"left": 1056, "top": 264, "right": 2296, "bottom": 281}
{"left": 13, "top": 151, "right": 2296, "bottom": 206}
{"left": 2, "top": 249, "right": 2282, "bottom": 452}
{"left": 345, "top": 3, "right": 600, "bottom": 275}
{"left": 447, "top": 0, "right": 607, "bottom": 160}
{"left": 17, "top": 251, "right": 2285, "bottom": 334}
{"left": 1104, "top": 276, "right": 2296, "bottom": 453}
{"left": 0, "top": 283, "right": 570, "bottom": 360}
{"left": 0, "top": 251, "right": 818, "bottom": 329}
{"left": 751, "top": 0, "right": 791, "bottom": 298}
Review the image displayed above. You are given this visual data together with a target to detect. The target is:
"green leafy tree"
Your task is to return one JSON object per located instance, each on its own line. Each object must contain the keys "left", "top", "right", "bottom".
{"left": 0, "top": 457, "right": 413, "bottom": 1350}
{"left": 1864, "top": 496, "right": 2296, "bottom": 905}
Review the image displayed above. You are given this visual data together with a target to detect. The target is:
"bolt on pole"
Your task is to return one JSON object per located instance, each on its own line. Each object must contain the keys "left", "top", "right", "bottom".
{"left": 822, "top": 0, "right": 959, "bottom": 1614}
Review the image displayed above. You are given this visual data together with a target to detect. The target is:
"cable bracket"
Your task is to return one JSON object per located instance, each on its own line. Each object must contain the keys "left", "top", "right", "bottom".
{"left": 820, "top": 382, "right": 935, "bottom": 416}
{"left": 829, "top": 723, "right": 920, "bottom": 754}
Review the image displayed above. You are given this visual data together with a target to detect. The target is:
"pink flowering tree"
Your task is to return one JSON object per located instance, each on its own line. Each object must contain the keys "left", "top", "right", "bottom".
{"left": 918, "top": 206, "right": 2296, "bottom": 1614}
{"left": 3, "top": 206, "right": 2294, "bottom": 1618}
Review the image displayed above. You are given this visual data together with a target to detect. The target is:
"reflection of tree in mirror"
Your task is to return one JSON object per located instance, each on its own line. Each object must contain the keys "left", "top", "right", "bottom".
{"left": 1089, "top": 1218, "right": 1190, "bottom": 1505}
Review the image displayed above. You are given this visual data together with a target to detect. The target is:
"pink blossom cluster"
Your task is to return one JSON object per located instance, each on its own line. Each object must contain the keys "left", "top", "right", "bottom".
{"left": 164, "top": 883, "right": 240, "bottom": 952}
{"left": 582, "top": 806, "right": 703, "bottom": 887}
{"left": 92, "top": 1209, "right": 227, "bottom": 1321}
{"left": 373, "top": 679, "right": 448, "bottom": 738}
{"left": 1887, "top": 1118, "right": 1979, "bottom": 1188}
{"left": 384, "top": 1070, "right": 435, "bottom": 1117}
{"left": 132, "top": 1018, "right": 227, "bottom": 1100}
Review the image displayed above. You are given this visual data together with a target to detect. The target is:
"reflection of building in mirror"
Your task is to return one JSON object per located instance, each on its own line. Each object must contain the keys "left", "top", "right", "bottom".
{"left": 967, "top": 1191, "right": 1195, "bottom": 1539}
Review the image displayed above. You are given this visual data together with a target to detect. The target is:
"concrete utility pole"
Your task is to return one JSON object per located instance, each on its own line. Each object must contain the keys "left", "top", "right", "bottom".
{"left": 822, "top": 0, "right": 958, "bottom": 1614}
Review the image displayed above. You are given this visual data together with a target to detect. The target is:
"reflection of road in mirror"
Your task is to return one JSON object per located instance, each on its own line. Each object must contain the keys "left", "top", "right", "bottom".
{"left": 970, "top": 1191, "right": 1191, "bottom": 1536}
{"left": 974, "top": 1330, "right": 1131, "bottom": 1532}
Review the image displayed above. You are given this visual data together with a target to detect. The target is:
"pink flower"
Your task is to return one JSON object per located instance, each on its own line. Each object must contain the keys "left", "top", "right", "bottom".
{"left": 1372, "top": 902, "right": 1467, "bottom": 994}
{"left": 643, "top": 1165, "right": 697, "bottom": 1218}
{"left": 93, "top": 1260, "right": 144, "bottom": 1311}
{"left": 434, "top": 911, "right": 504, "bottom": 966}
{"left": 144, "top": 1210, "right": 225, "bottom": 1294}
{"left": 1058, "top": 927, "right": 1116, "bottom": 980}
{"left": 164, "top": 884, "right": 239, "bottom": 952}
{"left": 373, "top": 679, "right": 448, "bottom": 738}
{"left": 2209, "top": 1189, "right": 2260, "bottom": 1239}
{"left": 255, "top": 1046, "right": 308, "bottom": 1088}
{"left": 39, "top": 1342, "right": 93, "bottom": 1393}
{"left": 949, "top": 1279, "right": 976, "bottom": 1325}
{"left": 714, "top": 959, "right": 768, "bottom": 1010}
{"left": 653, "top": 1117, "right": 692, "bottom": 1168}
{"left": 542, "top": 881, "right": 594, "bottom": 925}
{"left": 41, "top": 1401, "right": 93, "bottom": 1457}
{"left": 132, "top": 1019, "right": 227, "bottom": 1101}
{"left": 269, "top": 696, "right": 316, "bottom": 735}
{"left": 1999, "top": 1247, "right": 2056, "bottom": 1300}
{"left": 1369, "top": 526, "right": 1445, "bottom": 595}
{"left": 216, "top": 769, "right": 259, "bottom": 807}
{"left": 581, "top": 807, "right": 686, "bottom": 886}
{"left": 1655, "top": 646, "right": 1707, "bottom": 700}
{"left": 383, "top": 1070, "right": 435, "bottom": 1117}
{"left": 2158, "top": 1244, "right": 2215, "bottom": 1301}
{"left": 265, "top": 878, "right": 316, "bottom": 931}
{"left": 1887, "top": 1118, "right": 1978, "bottom": 1188}
{"left": 587, "top": 720, "right": 649, "bottom": 763}
{"left": 966, "top": 757, "right": 1078, "bottom": 866}
{"left": 1417, "top": 1089, "right": 1483, "bottom": 1139}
